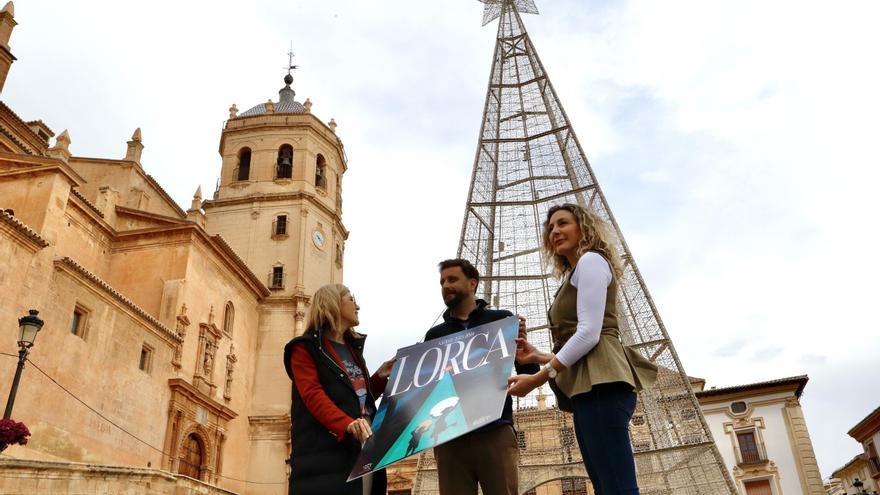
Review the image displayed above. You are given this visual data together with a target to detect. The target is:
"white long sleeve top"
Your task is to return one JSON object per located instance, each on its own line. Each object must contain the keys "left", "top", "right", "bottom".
{"left": 553, "top": 252, "right": 612, "bottom": 368}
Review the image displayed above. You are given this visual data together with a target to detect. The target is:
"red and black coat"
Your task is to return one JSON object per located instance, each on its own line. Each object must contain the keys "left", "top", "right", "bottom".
{"left": 283, "top": 328, "right": 387, "bottom": 495}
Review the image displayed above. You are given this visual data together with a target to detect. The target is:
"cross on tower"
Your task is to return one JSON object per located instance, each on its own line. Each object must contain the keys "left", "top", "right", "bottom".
{"left": 285, "top": 43, "right": 299, "bottom": 76}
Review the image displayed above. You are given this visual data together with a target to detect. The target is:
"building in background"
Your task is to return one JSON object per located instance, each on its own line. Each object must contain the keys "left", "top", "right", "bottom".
{"left": 694, "top": 375, "right": 825, "bottom": 495}
{"left": 830, "top": 454, "right": 879, "bottom": 494}
{"left": 0, "top": 3, "right": 347, "bottom": 493}
{"left": 827, "top": 405, "right": 880, "bottom": 494}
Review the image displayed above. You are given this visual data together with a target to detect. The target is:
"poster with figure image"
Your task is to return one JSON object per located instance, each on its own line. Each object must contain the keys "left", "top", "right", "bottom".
{"left": 347, "top": 315, "right": 519, "bottom": 481}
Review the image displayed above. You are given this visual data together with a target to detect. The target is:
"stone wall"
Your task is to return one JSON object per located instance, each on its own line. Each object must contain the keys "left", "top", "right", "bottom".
{"left": 0, "top": 459, "right": 239, "bottom": 495}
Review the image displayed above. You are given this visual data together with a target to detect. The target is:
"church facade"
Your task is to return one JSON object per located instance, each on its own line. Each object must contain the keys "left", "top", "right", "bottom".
{"left": 0, "top": 3, "right": 342, "bottom": 493}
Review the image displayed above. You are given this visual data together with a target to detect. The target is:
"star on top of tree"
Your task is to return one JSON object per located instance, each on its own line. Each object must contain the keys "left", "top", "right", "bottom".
{"left": 477, "top": 0, "right": 539, "bottom": 26}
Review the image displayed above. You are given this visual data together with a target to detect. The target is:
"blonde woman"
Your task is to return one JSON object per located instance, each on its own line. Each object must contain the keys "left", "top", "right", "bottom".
{"left": 507, "top": 204, "right": 657, "bottom": 494}
{"left": 283, "top": 284, "right": 394, "bottom": 495}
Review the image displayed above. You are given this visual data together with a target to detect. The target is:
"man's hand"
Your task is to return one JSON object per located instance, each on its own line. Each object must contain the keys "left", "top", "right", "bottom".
{"left": 517, "top": 315, "right": 527, "bottom": 339}
{"left": 376, "top": 357, "right": 396, "bottom": 379}
{"left": 346, "top": 417, "right": 373, "bottom": 444}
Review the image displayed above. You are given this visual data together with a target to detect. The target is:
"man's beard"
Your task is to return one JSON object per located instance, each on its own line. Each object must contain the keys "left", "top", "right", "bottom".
{"left": 443, "top": 290, "right": 467, "bottom": 309}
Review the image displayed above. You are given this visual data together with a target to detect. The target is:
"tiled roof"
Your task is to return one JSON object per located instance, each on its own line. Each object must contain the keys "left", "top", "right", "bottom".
{"left": 239, "top": 100, "right": 306, "bottom": 117}
{"left": 695, "top": 375, "right": 808, "bottom": 399}
{"left": 848, "top": 405, "right": 880, "bottom": 438}
{"left": 0, "top": 209, "right": 49, "bottom": 247}
{"left": 54, "top": 257, "right": 182, "bottom": 343}
{"left": 70, "top": 188, "right": 105, "bottom": 218}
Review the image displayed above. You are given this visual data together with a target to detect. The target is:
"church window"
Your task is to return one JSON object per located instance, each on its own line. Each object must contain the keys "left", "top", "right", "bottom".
{"left": 516, "top": 430, "right": 526, "bottom": 450}
{"left": 315, "top": 154, "right": 327, "bottom": 189}
{"left": 236, "top": 148, "right": 251, "bottom": 181}
{"left": 631, "top": 414, "right": 645, "bottom": 426}
{"left": 270, "top": 266, "right": 285, "bottom": 289}
{"left": 335, "top": 242, "right": 343, "bottom": 266}
{"left": 139, "top": 343, "right": 154, "bottom": 374}
{"left": 70, "top": 304, "right": 89, "bottom": 338}
{"left": 276, "top": 144, "right": 293, "bottom": 179}
{"left": 223, "top": 302, "right": 234, "bottom": 337}
{"left": 274, "top": 215, "right": 288, "bottom": 236}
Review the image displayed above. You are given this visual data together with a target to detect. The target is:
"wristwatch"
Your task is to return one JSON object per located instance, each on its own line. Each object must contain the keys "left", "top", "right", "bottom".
{"left": 542, "top": 362, "right": 557, "bottom": 379}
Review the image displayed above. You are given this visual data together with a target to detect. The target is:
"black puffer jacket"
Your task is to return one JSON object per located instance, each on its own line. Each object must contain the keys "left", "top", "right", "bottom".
{"left": 283, "top": 329, "right": 387, "bottom": 495}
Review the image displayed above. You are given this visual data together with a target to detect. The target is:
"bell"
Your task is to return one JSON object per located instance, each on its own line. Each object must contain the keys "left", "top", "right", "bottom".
{"left": 280, "top": 156, "right": 292, "bottom": 167}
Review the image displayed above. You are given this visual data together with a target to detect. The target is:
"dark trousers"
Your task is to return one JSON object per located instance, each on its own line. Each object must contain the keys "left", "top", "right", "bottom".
{"left": 571, "top": 382, "right": 640, "bottom": 495}
{"left": 434, "top": 424, "right": 519, "bottom": 495}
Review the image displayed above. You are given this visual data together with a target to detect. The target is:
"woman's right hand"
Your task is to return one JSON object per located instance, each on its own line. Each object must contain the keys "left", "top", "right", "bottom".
{"left": 346, "top": 417, "right": 372, "bottom": 444}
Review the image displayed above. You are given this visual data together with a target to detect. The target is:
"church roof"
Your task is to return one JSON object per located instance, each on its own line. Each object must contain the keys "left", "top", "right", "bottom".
{"left": 239, "top": 73, "right": 306, "bottom": 117}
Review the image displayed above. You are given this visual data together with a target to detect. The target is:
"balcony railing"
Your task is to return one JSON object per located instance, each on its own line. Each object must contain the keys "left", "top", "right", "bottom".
{"left": 738, "top": 444, "right": 768, "bottom": 465}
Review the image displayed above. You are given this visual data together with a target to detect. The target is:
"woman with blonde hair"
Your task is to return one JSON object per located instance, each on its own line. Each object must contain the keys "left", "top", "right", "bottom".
{"left": 283, "top": 284, "right": 394, "bottom": 495}
{"left": 507, "top": 203, "right": 657, "bottom": 494}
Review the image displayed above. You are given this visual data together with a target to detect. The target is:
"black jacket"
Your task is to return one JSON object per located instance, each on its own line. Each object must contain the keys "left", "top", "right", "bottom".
{"left": 283, "top": 329, "right": 387, "bottom": 495}
{"left": 424, "top": 299, "right": 539, "bottom": 433}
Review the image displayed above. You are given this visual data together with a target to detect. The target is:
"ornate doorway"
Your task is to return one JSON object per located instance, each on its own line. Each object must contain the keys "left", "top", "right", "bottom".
{"left": 179, "top": 433, "right": 204, "bottom": 480}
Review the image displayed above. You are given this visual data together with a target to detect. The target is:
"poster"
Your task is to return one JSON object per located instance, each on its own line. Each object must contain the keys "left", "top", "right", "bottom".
{"left": 348, "top": 315, "right": 519, "bottom": 481}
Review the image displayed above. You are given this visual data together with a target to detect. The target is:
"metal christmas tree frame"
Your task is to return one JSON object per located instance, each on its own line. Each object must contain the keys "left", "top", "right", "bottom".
{"left": 413, "top": 1, "right": 738, "bottom": 493}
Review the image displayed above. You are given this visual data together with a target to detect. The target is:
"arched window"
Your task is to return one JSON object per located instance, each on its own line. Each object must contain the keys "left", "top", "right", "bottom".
{"left": 223, "top": 302, "right": 234, "bottom": 336}
{"left": 236, "top": 148, "right": 251, "bottom": 181}
{"left": 276, "top": 144, "right": 293, "bottom": 179}
{"left": 179, "top": 433, "right": 204, "bottom": 480}
{"left": 315, "top": 154, "right": 327, "bottom": 189}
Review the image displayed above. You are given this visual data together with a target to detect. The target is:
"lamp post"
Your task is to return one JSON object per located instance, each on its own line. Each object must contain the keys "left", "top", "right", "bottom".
{"left": 853, "top": 477, "right": 866, "bottom": 495}
{"left": 3, "top": 309, "right": 44, "bottom": 419}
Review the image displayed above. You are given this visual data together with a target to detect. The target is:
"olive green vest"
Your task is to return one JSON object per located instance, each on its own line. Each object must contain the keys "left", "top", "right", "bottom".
{"left": 548, "top": 257, "right": 658, "bottom": 399}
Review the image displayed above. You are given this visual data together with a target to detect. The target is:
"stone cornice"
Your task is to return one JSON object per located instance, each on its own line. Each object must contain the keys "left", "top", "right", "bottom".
{"left": 168, "top": 378, "right": 237, "bottom": 421}
{"left": 69, "top": 156, "right": 187, "bottom": 219}
{"left": 0, "top": 101, "right": 47, "bottom": 155}
{"left": 53, "top": 256, "right": 182, "bottom": 345}
{"left": 203, "top": 191, "right": 349, "bottom": 239}
{"left": 0, "top": 152, "right": 86, "bottom": 186}
{"left": 115, "top": 205, "right": 187, "bottom": 226}
{"left": 113, "top": 224, "right": 270, "bottom": 299}
{"left": 0, "top": 210, "right": 49, "bottom": 251}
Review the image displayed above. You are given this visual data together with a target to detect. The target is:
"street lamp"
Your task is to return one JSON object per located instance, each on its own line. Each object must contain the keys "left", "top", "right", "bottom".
{"left": 3, "top": 310, "right": 44, "bottom": 419}
{"left": 853, "top": 477, "right": 866, "bottom": 495}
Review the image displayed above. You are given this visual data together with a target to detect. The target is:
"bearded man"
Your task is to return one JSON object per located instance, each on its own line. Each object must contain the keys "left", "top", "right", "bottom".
{"left": 423, "top": 258, "right": 538, "bottom": 495}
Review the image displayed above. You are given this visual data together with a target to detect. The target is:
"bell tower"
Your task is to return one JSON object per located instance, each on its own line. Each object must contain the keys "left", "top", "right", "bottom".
{"left": 202, "top": 64, "right": 348, "bottom": 492}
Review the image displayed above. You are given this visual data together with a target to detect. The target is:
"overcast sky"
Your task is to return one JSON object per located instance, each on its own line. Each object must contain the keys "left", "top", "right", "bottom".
{"left": 5, "top": 0, "right": 879, "bottom": 480}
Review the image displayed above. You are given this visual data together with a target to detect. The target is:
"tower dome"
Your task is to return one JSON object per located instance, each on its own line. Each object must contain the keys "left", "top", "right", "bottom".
{"left": 238, "top": 74, "right": 305, "bottom": 116}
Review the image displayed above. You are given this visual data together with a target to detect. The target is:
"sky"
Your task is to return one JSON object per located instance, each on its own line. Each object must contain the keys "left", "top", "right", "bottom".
{"left": 4, "top": 0, "right": 880, "bottom": 480}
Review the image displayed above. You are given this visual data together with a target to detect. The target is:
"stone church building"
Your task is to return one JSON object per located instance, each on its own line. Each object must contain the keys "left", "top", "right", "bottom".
{"left": 0, "top": 3, "right": 345, "bottom": 493}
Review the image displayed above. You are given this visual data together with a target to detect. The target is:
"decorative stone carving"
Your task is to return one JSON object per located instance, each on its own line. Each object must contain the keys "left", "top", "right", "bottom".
{"left": 172, "top": 304, "right": 190, "bottom": 369}
{"left": 223, "top": 344, "right": 237, "bottom": 401}
{"left": 194, "top": 308, "right": 222, "bottom": 397}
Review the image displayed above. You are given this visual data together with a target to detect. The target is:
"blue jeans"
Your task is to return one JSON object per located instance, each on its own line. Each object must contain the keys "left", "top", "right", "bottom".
{"left": 571, "top": 382, "right": 640, "bottom": 495}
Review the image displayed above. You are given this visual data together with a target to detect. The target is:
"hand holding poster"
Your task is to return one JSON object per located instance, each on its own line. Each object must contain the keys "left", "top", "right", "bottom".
{"left": 348, "top": 315, "right": 520, "bottom": 481}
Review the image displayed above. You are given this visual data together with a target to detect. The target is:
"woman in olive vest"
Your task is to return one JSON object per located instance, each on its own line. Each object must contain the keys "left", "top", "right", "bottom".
{"left": 283, "top": 284, "right": 394, "bottom": 495}
{"left": 508, "top": 204, "right": 657, "bottom": 494}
